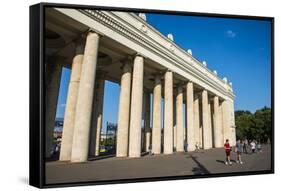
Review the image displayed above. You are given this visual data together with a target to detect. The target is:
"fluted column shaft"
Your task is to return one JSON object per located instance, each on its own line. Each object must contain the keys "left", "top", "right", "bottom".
{"left": 128, "top": 55, "right": 144, "bottom": 158}
{"left": 116, "top": 63, "right": 132, "bottom": 157}
{"left": 164, "top": 70, "right": 173, "bottom": 154}
{"left": 208, "top": 101, "right": 213, "bottom": 147}
{"left": 213, "top": 96, "right": 223, "bottom": 148}
{"left": 222, "top": 100, "right": 230, "bottom": 145}
{"left": 60, "top": 44, "right": 83, "bottom": 161}
{"left": 152, "top": 75, "right": 162, "bottom": 154}
{"left": 144, "top": 92, "right": 151, "bottom": 152}
{"left": 71, "top": 32, "right": 100, "bottom": 162}
{"left": 227, "top": 100, "right": 236, "bottom": 146}
{"left": 218, "top": 102, "right": 224, "bottom": 146}
{"left": 176, "top": 86, "right": 184, "bottom": 152}
{"left": 173, "top": 96, "right": 177, "bottom": 150}
{"left": 94, "top": 79, "right": 105, "bottom": 156}
{"left": 193, "top": 94, "right": 200, "bottom": 148}
{"left": 202, "top": 90, "right": 212, "bottom": 149}
{"left": 186, "top": 82, "right": 195, "bottom": 151}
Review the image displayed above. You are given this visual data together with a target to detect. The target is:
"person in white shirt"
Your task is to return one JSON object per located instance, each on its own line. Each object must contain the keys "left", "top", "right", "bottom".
{"left": 250, "top": 140, "right": 256, "bottom": 153}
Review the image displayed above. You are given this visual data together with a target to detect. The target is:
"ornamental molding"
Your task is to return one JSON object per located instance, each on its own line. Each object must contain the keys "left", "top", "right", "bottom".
{"left": 78, "top": 9, "right": 234, "bottom": 99}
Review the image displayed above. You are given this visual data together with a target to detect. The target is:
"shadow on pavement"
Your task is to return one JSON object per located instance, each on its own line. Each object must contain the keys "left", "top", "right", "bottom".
{"left": 216, "top": 160, "right": 225, "bottom": 164}
{"left": 216, "top": 159, "right": 236, "bottom": 164}
{"left": 190, "top": 155, "right": 210, "bottom": 175}
{"left": 141, "top": 152, "right": 149, "bottom": 156}
{"left": 88, "top": 153, "right": 116, "bottom": 161}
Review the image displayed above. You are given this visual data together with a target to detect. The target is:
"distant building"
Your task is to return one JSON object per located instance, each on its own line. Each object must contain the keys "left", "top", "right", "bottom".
{"left": 53, "top": 118, "right": 63, "bottom": 138}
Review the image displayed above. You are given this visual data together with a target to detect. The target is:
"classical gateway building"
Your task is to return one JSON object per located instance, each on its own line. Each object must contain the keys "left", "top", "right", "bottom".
{"left": 45, "top": 8, "right": 236, "bottom": 163}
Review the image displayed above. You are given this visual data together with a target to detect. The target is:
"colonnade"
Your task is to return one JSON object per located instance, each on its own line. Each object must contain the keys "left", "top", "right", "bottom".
{"left": 47, "top": 31, "right": 235, "bottom": 163}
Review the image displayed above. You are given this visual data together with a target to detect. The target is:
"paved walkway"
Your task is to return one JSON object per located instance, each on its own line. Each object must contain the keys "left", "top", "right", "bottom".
{"left": 46, "top": 144, "right": 271, "bottom": 184}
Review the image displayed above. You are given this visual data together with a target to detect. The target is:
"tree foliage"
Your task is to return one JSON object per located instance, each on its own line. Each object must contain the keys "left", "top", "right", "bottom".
{"left": 235, "top": 106, "right": 272, "bottom": 143}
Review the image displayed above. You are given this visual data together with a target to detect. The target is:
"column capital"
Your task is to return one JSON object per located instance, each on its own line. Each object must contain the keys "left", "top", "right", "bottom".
{"left": 194, "top": 92, "right": 201, "bottom": 99}
{"left": 120, "top": 61, "right": 133, "bottom": 73}
{"left": 186, "top": 80, "right": 194, "bottom": 84}
{"left": 153, "top": 75, "right": 161, "bottom": 86}
{"left": 165, "top": 68, "right": 173, "bottom": 73}
{"left": 177, "top": 84, "right": 183, "bottom": 92}
{"left": 74, "top": 39, "right": 85, "bottom": 55}
{"left": 88, "top": 28, "right": 104, "bottom": 37}
{"left": 134, "top": 52, "right": 147, "bottom": 59}
{"left": 80, "top": 29, "right": 100, "bottom": 40}
{"left": 202, "top": 88, "right": 208, "bottom": 93}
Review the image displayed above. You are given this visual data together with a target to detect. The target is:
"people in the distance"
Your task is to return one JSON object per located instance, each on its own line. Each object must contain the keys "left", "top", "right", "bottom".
{"left": 184, "top": 141, "right": 188, "bottom": 152}
{"left": 195, "top": 142, "right": 199, "bottom": 152}
{"left": 224, "top": 139, "right": 232, "bottom": 165}
{"left": 250, "top": 140, "right": 256, "bottom": 153}
{"left": 243, "top": 139, "right": 248, "bottom": 154}
{"left": 257, "top": 141, "right": 262, "bottom": 153}
{"left": 148, "top": 145, "right": 152, "bottom": 155}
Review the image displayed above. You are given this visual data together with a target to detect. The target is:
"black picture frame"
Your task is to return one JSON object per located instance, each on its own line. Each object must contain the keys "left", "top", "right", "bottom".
{"left": 30, "top": 2, "right": 274, "bottom": 188}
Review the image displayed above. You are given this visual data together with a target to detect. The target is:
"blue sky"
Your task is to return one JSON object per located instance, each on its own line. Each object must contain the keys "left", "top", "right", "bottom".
{"left": 55, "top": 13, "right": 271, "bottom": 132}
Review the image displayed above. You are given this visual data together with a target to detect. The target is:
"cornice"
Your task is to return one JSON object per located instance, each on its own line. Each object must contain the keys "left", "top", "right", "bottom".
{"left": 79, "top": 9, "right": 235, "bottom": 100}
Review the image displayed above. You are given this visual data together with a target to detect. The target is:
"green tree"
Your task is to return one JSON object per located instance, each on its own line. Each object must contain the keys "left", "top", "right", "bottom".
{"left": 235, "top": 107, "right": 272, "bottom": 143}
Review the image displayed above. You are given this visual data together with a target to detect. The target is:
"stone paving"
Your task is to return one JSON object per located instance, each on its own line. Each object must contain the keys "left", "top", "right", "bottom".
{"left": 46, "top": 144, "right": 272, "bottom": 184}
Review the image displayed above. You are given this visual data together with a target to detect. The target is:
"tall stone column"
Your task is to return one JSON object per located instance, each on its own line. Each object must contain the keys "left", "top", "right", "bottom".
{"left": 144, "top": 92, "right": 151, "bottom": 152}
{"left": 186, "top": 82, "right": 195, "bottom": 151}
{"left": 208, "top": 100, "right": 213, "bottom": 148}
{"left": 213, "top": 96, "right": 223, "bottom": 148}
{"left": 95, "top": 79, "right": 105, "bottom": 156}
{"left": 128, "top": 55, "right": 144, "bottom": 158}
{"left": 95, "top": 79, "right": 104, "bottom": 156}
{"left": 202, "top": 89, "right": 212, "bottom": 149}
{"left": 229, "top": 100, "right": 236, "bottom": 146}
{"left": 222, "top": 99, "right": 230, "bottom": 145}
{"left": 218, "top": 101, "right": 224, "bottom": 146}
{"left": 199, "top": 125, "right": 203, "bottom": 148}
{"left": 59, "top": 44, "right": 83, "bottom": 161}
{"left": 116, "top": 62, "right": 132, "bottom": 157}
{"left": 71, "top": 32, "right": 100, "bottom": 162}
{"left": 152, "top": 75, "right": 162, "bottom": 154}
{"left": 89, "top": 78, "right": 105, "bottom": 156}
{"left": 176, "top": 86, "right": 184, "bottom": 152}
{"left": 199, "top": 95, "right": 203, "bottom": 148}
{"left": 193, "top": 93, "right": 200, "bottom": 148}
{"left": 46, "top": 61, "right": 62, "bottom": 158}
{"left": 164, "top": 70, "right": 173, "bottom": 154}
{"left": 173, "top": 96, "right": 177, "bottom": 150}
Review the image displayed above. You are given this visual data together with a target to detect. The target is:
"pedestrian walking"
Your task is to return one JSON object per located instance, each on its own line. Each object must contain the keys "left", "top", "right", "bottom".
{"left": 195, "top": 142, "right": 199, "bottom": 152}
{"left": 185, "top": 142, "right": 188, "bottom": 152}
{"left": 236, "top": 140, "right": 243, "bottom": 164}
{"left": 148, "top": 145, "right": 153, "bottom": 155}
{"left": 243, "top": 139, "right": 248, "bottom": 154}
{"left": 250, "top": 140, "right": 256, "bottom": 153}
{"left": 224, "top": 139, "right": 232, "bottom": 165}
{"left": 257, "top": 142, "right": 262, "bottom": 153}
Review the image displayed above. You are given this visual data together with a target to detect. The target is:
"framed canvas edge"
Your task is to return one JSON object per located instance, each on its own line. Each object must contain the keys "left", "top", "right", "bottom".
{"left": 29, "top": 2, "right": 275, "bottom": 189}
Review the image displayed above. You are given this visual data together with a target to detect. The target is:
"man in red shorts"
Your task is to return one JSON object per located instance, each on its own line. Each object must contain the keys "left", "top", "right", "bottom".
{"left": 224, "top": 139, "right": 232, "bottom": 165}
